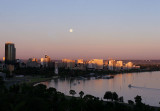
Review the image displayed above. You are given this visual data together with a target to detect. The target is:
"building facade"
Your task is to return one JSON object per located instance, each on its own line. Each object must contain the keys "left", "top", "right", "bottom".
{"left": 88, "top": 59, "right": 103, "bottom": 70}
{"left": 5, "top": 42, "right": 16, "bottom": 65}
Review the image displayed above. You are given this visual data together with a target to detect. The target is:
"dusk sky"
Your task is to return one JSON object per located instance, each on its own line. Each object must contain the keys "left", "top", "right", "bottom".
{"left": 0, "top": 0, "right": 160, "bottom": 60}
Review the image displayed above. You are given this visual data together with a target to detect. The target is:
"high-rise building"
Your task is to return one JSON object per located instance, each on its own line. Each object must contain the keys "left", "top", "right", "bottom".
{"left": 5, "top": 42, "right": 16, "bottom": 65}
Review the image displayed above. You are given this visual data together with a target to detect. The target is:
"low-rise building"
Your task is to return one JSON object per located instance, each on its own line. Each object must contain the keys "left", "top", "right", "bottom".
{"left": 116, "top": 61, "right": 123, "bottom": 70}
{"left": 16, "top": 59, "right": 26, "bottom": 68}
{"left": 26, "top": 58, "right": 40, "bottom": 68}
{"left": 87, "top": 59, "right": 103, "bottom": 70}
{"left": 41, "top": 55, "right": 51, "bottom": 67}
{"left": 74, "top": 59, "right": 86, "bottom": 70}
{"left": 124, "top": 62, "right": 133, "bottom": 70}
{"left": 108, "top": 59, "right": 116, "bottom": 71}
{"left": 62, "top": 59, "right": 75, "bottom": 69}
{"left": 77, "top": 59, "right": 83, "bottom": 64}
{"left": 133, "top": 65, "right": 140, "bottom": 69}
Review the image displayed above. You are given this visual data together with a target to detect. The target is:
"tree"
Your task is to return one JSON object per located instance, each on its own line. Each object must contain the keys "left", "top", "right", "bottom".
{"left": 128, "top": 100, "right": 134, "bottom": 105}
{"left": 104, "top": 91, "right": 112, "bottom": 101}
{"left": 119, "top": 96, "right": 124, "bottom": 102}
{"left": 69, "top": 90, "right": 76, "bottom": 96}
{"left": 34, "top": 84, "right": 47, "bottom": 97}
{"left": 47, "top": 87, "right": 57, "bottom": 94}
{"left": 83, "top": 94, "right": 97, "bottom": 101}
{"left": 112, "top": 92, "right": 118, "bottom": 101}
{"left": 79, "top": 91, "right": 84, "bottom": 98}
{"left": 46, "top": 87, "right": 57, "bottom": 97}
{"left": 134, "top": 95, "right": 142, "bottom": 104}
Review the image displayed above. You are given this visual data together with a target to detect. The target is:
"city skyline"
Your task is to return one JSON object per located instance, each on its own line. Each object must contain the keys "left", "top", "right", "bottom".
{"left": 0, "top": 41, "right": 160, "bottom": 60}
{"left": 0, "top": 0, "right": 160, "bottom": 60}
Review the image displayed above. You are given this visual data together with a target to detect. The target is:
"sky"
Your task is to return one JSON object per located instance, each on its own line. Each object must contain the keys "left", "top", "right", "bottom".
{"left": 0, "top": 0, "right": 160, "bottom": 60}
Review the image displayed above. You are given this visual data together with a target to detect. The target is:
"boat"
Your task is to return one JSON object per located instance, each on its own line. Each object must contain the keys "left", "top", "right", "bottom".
{"left": 95, "top": 76, "right": 102, "bottom": 79}
{"left": 102, "top": 75, "right": 114, "bottom": 79}
{"left": 77, "top": 76, "right": 87, "bottom": 80}
{"left": 128, "top": 84, "right": 132, "bottom": 87}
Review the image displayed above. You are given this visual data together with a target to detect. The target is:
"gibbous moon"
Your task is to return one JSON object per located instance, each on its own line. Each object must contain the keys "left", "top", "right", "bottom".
{"left": 69, "top": 28, "right": 73, "bottom": 33}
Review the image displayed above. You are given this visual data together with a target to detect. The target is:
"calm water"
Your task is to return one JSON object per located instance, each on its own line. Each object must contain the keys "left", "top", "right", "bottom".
{"left": 41, "top": 71, "right": 160, "bottom": 106}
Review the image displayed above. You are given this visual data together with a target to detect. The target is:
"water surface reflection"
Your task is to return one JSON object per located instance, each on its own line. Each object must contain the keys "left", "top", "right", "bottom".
{"left": 42, "top": 71, "right": 160, "bottom": 106}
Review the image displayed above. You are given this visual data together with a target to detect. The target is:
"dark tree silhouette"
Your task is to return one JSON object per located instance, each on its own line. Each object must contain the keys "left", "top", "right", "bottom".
{"left": 112, "top": 92, "right": 118, "bottom": 101}
{"left": 79, "top": 91, "right": 84, "bottom": 98}
{"left": 128, "top": 100, "right": 134, "bottom": 105}
{"left": 0, "top": 83, "right": 156, "bottom": 111}
{"left": 104, "top": 91, "right": 112, "bottom": 101}
{"left": 134, "top": 95, "right": 142, "bottom": 104}
{"left": 84, "top": 94, "right": 97, "bottom": 101}
{"left": 69, "top": 90, "right": 76, "bottom": 96}
{"left": 119, "top": 96, "right": 124, "bottom": 102}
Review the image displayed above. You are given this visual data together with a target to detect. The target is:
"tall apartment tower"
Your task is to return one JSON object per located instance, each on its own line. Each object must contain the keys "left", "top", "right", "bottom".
{"left": 5, "top": 42, "right": 16, "bottom": 65}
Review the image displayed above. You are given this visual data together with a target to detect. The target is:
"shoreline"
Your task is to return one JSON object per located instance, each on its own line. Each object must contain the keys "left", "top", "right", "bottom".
{"left": 4, "top": 70, "right": 160, "bottom": 86}
{"left": 58, "top": 69, "right": 160, "bottom": 78}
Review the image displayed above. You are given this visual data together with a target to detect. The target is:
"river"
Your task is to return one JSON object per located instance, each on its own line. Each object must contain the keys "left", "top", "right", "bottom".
{"left": 41, "top": 71, "right": 160, "bottom": 106}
